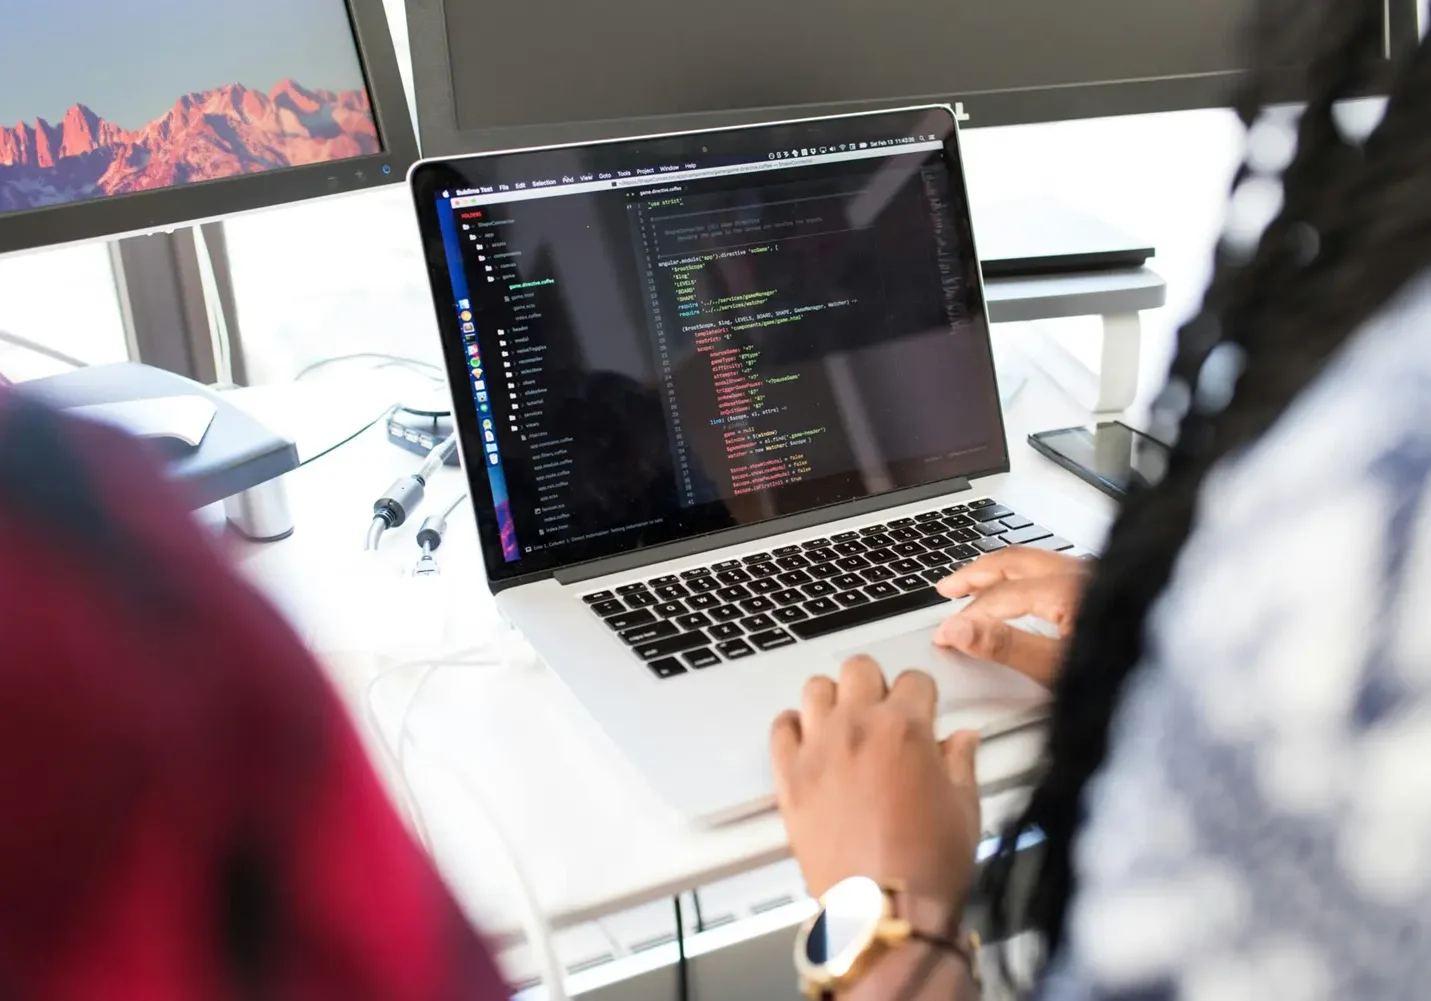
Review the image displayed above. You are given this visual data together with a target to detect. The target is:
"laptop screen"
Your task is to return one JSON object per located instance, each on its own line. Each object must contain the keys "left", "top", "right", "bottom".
{"left": 411, "top": 107, "right": 1008, "bottom": 585}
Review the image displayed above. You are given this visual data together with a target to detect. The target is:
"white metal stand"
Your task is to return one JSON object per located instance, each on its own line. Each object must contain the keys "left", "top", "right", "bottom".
{"left": 1023, "top": 312, "right": 1142, "bottom": 413}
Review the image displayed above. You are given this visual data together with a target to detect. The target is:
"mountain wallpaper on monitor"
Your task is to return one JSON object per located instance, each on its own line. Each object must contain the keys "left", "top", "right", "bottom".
{"left": 0, "top": 79, "right": 378, "bottom": 213}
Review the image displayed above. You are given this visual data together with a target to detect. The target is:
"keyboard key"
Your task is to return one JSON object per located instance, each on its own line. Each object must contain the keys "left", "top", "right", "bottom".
{"left": 716, "top": 569, "right": 751, "bottom": 585}
{"left": 976, "top": 523, "right": 1008, "bottom": 537}
{"left": 805, "top": 597, "right": 839, "bottom": 615}
{"left": 862, "top": 565, "right": 897, "bottom": 583}
{"left": 772, "top": 589, "right": 805, "bottom": 606}
{"left": 920, "top": 533, "right": 953, "bottom": 549}
{"left": 803, "top": 580, "right": 836, "bottom": 597}
{"left": 866, "top": 582, "right": 899, "bottom": 600}
{"left": 688, "top": 577, "right": 721, "bottom": 594}
{"left": 750, "top": 628, "right": 798, "bottom": 651}
{"left": 604, "top": 609, "right": 655, "bottom": 630}
{"left": 833, "top": 574, "right": 865, "bottom": 590}
{"left": 970, "top": 505, "right": 1015, "bottom": 523}
{"left": 837, "top": 555, "right": 871, "bottom": 571}
{"left": 973, "top": 537, "right": 1008, "bottom": 553}
{"left": 1026, "top": 535, "right": 1074, "bottom": 552}
{"left": 774, "top": 606, "right": 810, "bottom": 624}
{"left": 741, "top": 551, "right": 773, "bottom": 564}
{"left": 921, "top": 568, "right": 950, "bottom": 584}
{"left": 650, "top": 575, "right": 678, "bottom": 587}
{"left": 894, "top": 575, "right": 927, "bottom": 592}
{"left": 857, "top": 525, "right": 889, "bottom": 536}
{"left": 624, "top": 591, "right": 660, "bottom": 609}
{"left": 620, "top": 620, "right": 678, "bottom": 644}
{"left": 687, "top": 592, "right": 720, "bottom": 610}
{"left": 833, "top": 540, "right": 867, "bottom": 556}
{"left": 831, "top": 531, "right": 860, "bottom": 542}
{"left": 890, "top": 528, "right": 922, "bottom": 543}
{"left": 743, "top": 613, "right": 777, "bottom": 631}
{"left": 792, "top": 587, "right": 945, "bottom": 640}
{"left": 863, "top": 533, "right": 895, "bottom": 549}
{"left": 776, "top": 554, "right": 812, "bottom": 570}
{"left": 774, "top": 545, "right": 803, "bottom": 556}
{"left": 968, "top": 498, "right": 996, "bottom": 509}
{"left": 942, "top": 514, "right": 975, "bottom": 529}
{"left": 716, "top": 585, "right": 752, "bottom": 602}
{"left": 834, "top": 590, "right": 870, "bottom": 609}
{"left": 891, "top": 558, "right": 923, "bottom": 574}
{"left": 654, "top": 583, "right": 691, "bottom": 600}
{"left": 712, "top": 559, "right": 742, "bottom": 571}
{"left": 654, "top": 601, "right": 687, "bottom": 617}
{"left": 591, "top": 599, "right": 626, "bottom": 617}
{"left": 915, "top": 511, "right": 944, "bottom": 522}
{"left": 710, "top": 604, "right": 744, "bottom": 623}
{"left": 709, "top": 622, "right": 744, "bottom": 641}
{"left": 801, "top": 537, "right": 832, "bottom": 549}
{"left": 809, "top": 562, "right": 842, "bottom": 579}
{"left": 634, "top": 630, "right": 710, "bottom": 660}
{"left": 680, "top": 568, "right": 712, "bottom": 580}
{"left": 918, "top": 551, "right": 953, "bottom": 567}
{"left": 584, "top": 591, "right": 615, "bottom": 603}
{"left": 677, "top": 612, "right": 713, "bottom": 630}
{"left": 1001, "top": 515, "right": 1033, "bottom": 531}
{"left": 748, "top": 562, "right": 781, "bottom": 578}
{"left": 1005, "top": 525, "right": 1054, "bottom": 545}
{"left": 945, "top": 544, "right": 980, "bottom": 561}
{"left": 647, "top": 657, "right": 687, "bottom": 679}
{"left": 806, "top": 547, "right": 838, "bottom": 564}
{"left": 941, "top": 504, "right": 969, "bottom": 515}
{"left": 749, "top": 578, "right": 782, "bottom": 595}
{"left": 683, "top": 648, "right": 722, "bottom": 670}
{"left": 718, "top": 639, "right": 757, "bottom": 660}
{"left": 617, "top": 583, "right": 649, "bottom": 595}
{"left": 740, "top": 596, "right": 776, "bottom": 614}
{"left": 893, "top": 542, "right": 926, "bottom": 558}
{"left": 950, "top": 528, "right": 982, "bottom": 543}
{"left": 778, "top": 569, "right": 813, "bottom": 587}
{"left": 864, "top": 547, "right": 899, "bottom": 564}
{"left": 889, "top": 517, "right": 915, "bottom": 527}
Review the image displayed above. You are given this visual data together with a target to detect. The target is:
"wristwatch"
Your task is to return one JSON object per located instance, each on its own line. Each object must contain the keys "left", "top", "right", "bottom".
{"left": 793, "top": 876, "right": 977, "bottom": 998}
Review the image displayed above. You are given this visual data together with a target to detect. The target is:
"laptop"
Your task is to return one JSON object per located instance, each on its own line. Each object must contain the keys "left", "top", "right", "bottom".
{"left": 410, "top": 105, "right": 1075, "bottom": 823}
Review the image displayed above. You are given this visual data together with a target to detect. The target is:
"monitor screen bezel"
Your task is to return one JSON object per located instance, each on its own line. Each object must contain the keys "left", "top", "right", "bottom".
{"left": 0, "top": 0, "right": 419, "bottom": 257}
{"left": 410, "top": 105, "right": 1012, "bottom": 592}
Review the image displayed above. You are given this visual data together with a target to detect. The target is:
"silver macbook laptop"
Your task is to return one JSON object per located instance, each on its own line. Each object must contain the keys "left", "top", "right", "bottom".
{"left": 410, "top": 106, "right": 1070, "bottom": 823}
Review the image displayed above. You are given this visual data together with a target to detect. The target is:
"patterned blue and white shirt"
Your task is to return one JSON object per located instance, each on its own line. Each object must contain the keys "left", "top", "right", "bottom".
{"left": 1045, "top": 272, "right": 1431, "bottom": 1001}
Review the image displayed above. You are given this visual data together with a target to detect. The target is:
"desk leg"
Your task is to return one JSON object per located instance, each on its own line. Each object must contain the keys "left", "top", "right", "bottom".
{"left": 225, "top": 478, "right": 295, "bottom": 542}
{"left": 1025, "top": 312, "right": 1142, "bottom": 414}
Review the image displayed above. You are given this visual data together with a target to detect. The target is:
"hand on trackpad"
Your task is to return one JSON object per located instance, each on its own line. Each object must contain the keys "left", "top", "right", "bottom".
{"left": 833, "top": 624, "right": 1050, "bottom": 738}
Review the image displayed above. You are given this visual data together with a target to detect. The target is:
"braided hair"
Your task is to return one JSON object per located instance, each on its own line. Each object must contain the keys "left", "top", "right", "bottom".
{"left": 982, "top": 0, "right": 1431, "bottom": 968}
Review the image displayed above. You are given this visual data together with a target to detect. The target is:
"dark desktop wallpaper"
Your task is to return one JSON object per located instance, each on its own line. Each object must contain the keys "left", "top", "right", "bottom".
{"left": 0, "top": 0, "right": 378, "bottom": 216}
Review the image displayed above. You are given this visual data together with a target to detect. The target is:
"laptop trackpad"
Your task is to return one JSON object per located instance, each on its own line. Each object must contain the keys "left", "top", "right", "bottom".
{"left": 833, "top": 625, "right": 1050, "bottom": 739}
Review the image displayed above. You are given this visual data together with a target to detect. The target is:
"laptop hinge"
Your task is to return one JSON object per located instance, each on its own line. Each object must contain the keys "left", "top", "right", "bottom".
{"left": 553, "top": 477, "right": 974, "bottom": 587}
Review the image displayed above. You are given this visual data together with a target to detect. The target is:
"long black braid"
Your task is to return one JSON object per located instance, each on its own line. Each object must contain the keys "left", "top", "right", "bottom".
{"left": 981, "top": 0, "right": 1431, "bottom": 969}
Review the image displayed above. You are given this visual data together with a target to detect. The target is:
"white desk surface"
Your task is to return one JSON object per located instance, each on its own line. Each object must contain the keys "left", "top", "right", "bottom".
{"left": 227, "top": 343, "right": 1120, "bottom": 941}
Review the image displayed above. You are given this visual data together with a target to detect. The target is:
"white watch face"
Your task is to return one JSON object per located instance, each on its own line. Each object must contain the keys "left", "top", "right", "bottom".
{"left": 803, "top": 877, "right": 886, "bottom": 977}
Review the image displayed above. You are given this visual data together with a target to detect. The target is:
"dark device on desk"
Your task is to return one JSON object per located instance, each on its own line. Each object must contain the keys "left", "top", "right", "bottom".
{"left": 1029, "top": 422, "right": 1171, "bottom": 500}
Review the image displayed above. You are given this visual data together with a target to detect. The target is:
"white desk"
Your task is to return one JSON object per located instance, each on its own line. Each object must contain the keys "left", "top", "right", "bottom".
{"left": 226, "top": 336, "right": 1121, "bottom": 945}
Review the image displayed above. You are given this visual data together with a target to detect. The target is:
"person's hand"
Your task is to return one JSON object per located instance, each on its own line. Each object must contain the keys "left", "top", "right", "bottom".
{"left": 771, "top": 656, "right": 982, "bottom": 905}
{"left": 933, "top": 548, "right": 1089, "bottom": 688}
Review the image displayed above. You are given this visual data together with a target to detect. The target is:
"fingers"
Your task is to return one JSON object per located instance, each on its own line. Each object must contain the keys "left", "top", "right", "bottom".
{"left": 956, "top": 576, "right": 1082, "bottom": 631}
{"left": 801, "top": 675, "right": 837, "bottom": 730}
{"left": 837, "top": 655, "right": 888, "bottom": 707}
{"left": 934, "top": 613, "right": 1064, "bottom": 687}
{"left": 941, "top": 730, "right": 981, "bottom": 788}
{"left": 770, "top": 710, "right": 802, "bottom": 804}
{"left": 936, "top": 547, "right": 1084, "bottom": 599}
{"left": 888, "top": 670, "right": 938, "bottom": 726}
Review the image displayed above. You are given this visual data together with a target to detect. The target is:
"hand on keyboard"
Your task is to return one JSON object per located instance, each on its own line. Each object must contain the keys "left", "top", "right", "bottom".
{"left": 932, "top": 549, "right": 1090, "bottom": 689}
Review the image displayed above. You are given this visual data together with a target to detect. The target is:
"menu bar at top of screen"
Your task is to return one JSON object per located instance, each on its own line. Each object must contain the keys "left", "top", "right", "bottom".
{"left": 445, "top": 139, "right": 946, "bottom": 208}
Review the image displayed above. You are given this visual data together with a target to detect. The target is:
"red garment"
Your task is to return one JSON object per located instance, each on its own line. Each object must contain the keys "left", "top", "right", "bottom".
{"left": 0, "top": 395, "right": 508, "bottom": 1000}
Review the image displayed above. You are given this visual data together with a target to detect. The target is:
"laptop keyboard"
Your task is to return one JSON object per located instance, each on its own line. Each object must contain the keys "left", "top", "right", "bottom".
{"left": 582, "top": 499, "right": 1072, "bottom": 679}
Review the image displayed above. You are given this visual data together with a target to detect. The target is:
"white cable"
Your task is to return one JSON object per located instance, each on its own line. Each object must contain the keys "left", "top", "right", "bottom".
{"left": 361, "top": 641, "right": 569, "bottom": 1001}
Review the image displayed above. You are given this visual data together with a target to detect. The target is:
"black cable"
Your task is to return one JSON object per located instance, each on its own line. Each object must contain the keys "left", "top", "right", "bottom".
{"left": 296, "top": 405, "right": 398, "bottom": 469}
{"left": 673, "top": 896, "right": 690, "bottom": 1001}
{"left": 692, "top": 891, "right": 707, "bottom": 934}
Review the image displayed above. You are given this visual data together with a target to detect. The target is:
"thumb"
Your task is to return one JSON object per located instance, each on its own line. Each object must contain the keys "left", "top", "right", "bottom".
{"left": 941, "top": 730, "right": 981, "bottom": 787}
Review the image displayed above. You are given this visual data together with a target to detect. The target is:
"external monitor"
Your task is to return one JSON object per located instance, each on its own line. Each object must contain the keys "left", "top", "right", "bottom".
{"left": 406, "top": 0, "right": 1420, "bottom": 156}
{"left": 0, "top": 0, "right": 419, "bottom": 256}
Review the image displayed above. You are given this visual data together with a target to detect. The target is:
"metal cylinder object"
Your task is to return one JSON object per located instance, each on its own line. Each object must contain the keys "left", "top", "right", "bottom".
{"left": 225, "top": 477, "right": 295, "bottom": 542}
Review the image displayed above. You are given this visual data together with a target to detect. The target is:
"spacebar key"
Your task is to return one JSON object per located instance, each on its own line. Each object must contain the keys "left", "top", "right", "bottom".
{"left": 790, "top": 588, "right": 945, "bottom": 640}
{"left": 633, "top": 630, "right": 710, "bottom": 661}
